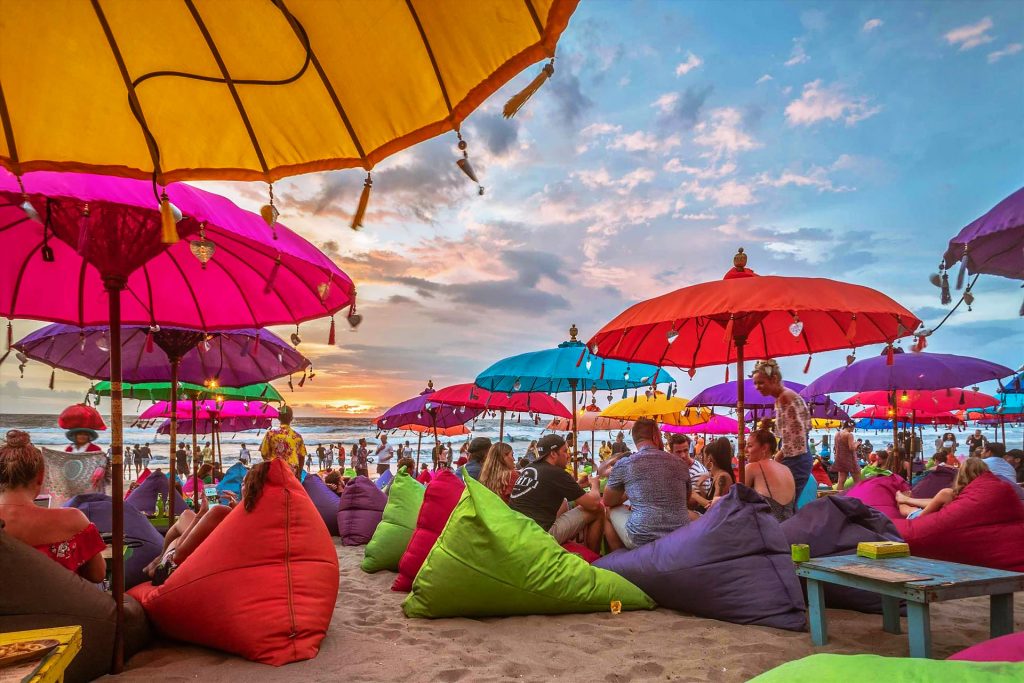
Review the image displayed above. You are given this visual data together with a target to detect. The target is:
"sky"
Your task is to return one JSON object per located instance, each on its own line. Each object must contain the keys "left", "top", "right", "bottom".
{"left": 2, "top": 0, "right": 1023, "bottom": 417}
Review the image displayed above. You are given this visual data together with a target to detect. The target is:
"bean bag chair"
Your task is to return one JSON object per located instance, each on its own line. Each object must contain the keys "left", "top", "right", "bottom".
{"left": 362, "top": 468, "right": 425, "bottom": 572}
{"left": 337, "top": 475, "right": 387, "bottom": 546}
{"left": 41, "top": 446, "right": 108, "bottom": 506}
{"left": 376, "top": 468, "right": 394, "bottom": 491}
{"left": 595, "top": 485, "right": 806, "bottom": 631}
{"left": 562, "top": 541, "right": 600, "bottom": 564}
{"left": 0, "top": 527, "right": 151, "bottom": 683}
{"left": 129, "top": 467, "right": 152, "bottom": 498}
{"left": 402, "top": 475, "right": 654, "bottom": 618}
{"left": 842, "top": 474, "right": 909, "bottom": 520}
{"left": 125, "top": 470, "right": 187, "bottom": 516}
{"left": 216, "top": 461, "right": 247, "bottom": 498}
{"left": 182, "top": 474, "right": 210, "bottom": 498}
{"left": 63, "top": 493, "right": 163, "bottom": 589}
{"left": 393, "top": 470, "right": 464, "bottom": 592}
{"left": 781, "top": 495, "right": 903, "bottom": 614}
{"left": 795, "top": 477, "right": 818, "bottom": 510}
{"left": 750, "top": 654, "right": 1020, "bottom": 682}
{"left": 949, "top": 632, "right": 1024, "bottom": 662}
{"left": 811, "top": 460, "right": 832, "bottom": 487}
{"left": 126, "top": 459, "right": 337, "bottom": 666}
{"left": 302, "top": 473, "right": 341, "bottom": 536}
{"left": 892, "top": 472, "right": 1024, "bottom": 572}
{"left": 910, "top": 466, "right": 957, "bottom": 499}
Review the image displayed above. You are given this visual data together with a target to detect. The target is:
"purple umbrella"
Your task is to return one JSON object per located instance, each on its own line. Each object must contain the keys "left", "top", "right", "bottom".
{"left": 746, "top": 399, "right": 850, "bottom": 422}
{"left": 689, "top": 379, "right": 808, "bottom": 407}
{"left": 156, "top": 416, "right": 272, "bottom": 436}
{"left": 943, "top": 186, "right": 1024, "bottom": 282}
{"left": 13, "top": 324, "right": 309, "bottom": 386}
{"left": 662, "top": 415, "right": 746, "bottom": 435}
{"left": 375, "top": 382, "right": 481, "bottom": 466}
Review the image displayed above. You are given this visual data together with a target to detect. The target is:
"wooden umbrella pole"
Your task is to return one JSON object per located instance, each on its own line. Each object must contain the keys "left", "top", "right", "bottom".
{"left": 167, "top": 359, "right": 178, "bottom": 526}
{"left": 416, "top": 433, "right": 422, "bottom": 469}
{"left": 1001, "top": 415, "right": 1006, "bottom": 444}
{"left": 104, "top": 279, "right": 126, "bottom": 674}
{"left": 499, "top": 408, "right": 505, "bottom": 443}
{"left": 735, "top": 339, "right": 746, "bottom": 482}
{"left": 191, "top": 400, "right": 199, "bottom": 510}
{"left": 570, "top": 379, "right": 579, "bottom": 478}
{"left": 891, "top": 393, "right": 901, "bottom": 479}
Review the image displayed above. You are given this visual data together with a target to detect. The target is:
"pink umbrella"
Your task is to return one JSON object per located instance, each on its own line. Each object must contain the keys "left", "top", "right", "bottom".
{"left": 429, "top": 382, "right": 571, "bottom": 441}
{"left": 662, "top": 415, "right": 747, "bottom": 435}
{"left": 138, "top": 400, "right": 279, "bottom": 421}
{"left": 156, "top": 416, "right": 272, "bottom": 436}
{"left": 842, "top": 388, "right": 999, "bottom": 412}
{"left": 0, "top": 169, "right": 354, "bottom": 662}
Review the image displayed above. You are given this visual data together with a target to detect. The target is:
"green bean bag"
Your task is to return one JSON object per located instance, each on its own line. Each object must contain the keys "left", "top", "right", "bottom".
{"left": 749, "top": 654, "right": 1022, "bottom": 681}
{"left": 361, "top": 468, "right": 424, "bottom": 573}
{"left": 402, "top": 475, "right": 654, "bottom": 618}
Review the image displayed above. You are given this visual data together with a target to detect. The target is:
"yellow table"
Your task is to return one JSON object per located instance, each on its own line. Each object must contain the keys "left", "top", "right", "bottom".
{"left": 0, "top": 627, "right": 82, "bottom": 683}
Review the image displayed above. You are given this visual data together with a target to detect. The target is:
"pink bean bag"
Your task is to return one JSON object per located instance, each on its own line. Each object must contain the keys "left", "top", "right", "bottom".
{"left": 843, "top": 474, "right": 909, "bottom": 520}
{"left": 336, "top": 476, "right": 387, "bottom": 546}
{"left": 128, "top": 459, "right": 338, "bottom": 666}
{"left": 892, "top": 472, "right": 1024, "bottom": 572}
{"left": 392, "top": 470, "right": 464, "bottom": 592}
{"left": 949, "top": 632, "right": 1024, "bottom": 662}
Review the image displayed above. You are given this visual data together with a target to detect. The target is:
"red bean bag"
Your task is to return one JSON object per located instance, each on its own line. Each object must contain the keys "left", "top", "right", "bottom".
{"left": 949, "top": 632, "right": 1024, "bottom": 662}
{"left": 892, "top": 472, "right": 1024, "bottom": 572}
{"left": 812, "top": 460, "right": 832, "bottom": 488}
{"left": 392, "top": 470, "right": 464, "bottom": 592}
{"left": 562, "top": 541, "right": 600, "bottom": 564}
{"left": 337, "top": 476, "right": 387, "bottom": 546}
{"left": 127, "top": 459, "right": 338, "bottom": 665}
{"left": 843, "top": 474, "right": 909, "bottom": 520}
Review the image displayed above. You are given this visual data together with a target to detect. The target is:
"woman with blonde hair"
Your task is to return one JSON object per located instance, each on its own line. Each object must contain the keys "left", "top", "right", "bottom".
{"left": 897, "top": 457, "right": 988, "bottom": 519}
{"left": 479, "top": 442, "right": 518, "bottom": 502}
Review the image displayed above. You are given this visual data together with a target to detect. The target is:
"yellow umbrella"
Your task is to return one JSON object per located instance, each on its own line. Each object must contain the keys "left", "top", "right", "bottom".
{"left": 812, "top": 418, "right": 843, "bottom": 430}
{"left": 600, "top": 392, "right": 712, "bottom": 427}
{"left": 0, "top": 0, "right": 579, "bottom": 223}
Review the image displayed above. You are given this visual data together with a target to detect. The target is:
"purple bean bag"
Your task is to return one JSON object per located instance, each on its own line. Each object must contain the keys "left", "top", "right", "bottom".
{"left": 843, "top": 474, "right": 909, "bottom": 520}
{"left": 337, "top": 476, "right": 386, "bottom": 546}
{"left": 781, "top": 495, "right": 904, "bottom": 614}
{"left": 302, "top": 473, "right": 341, "bottom": 536}
{"left": 911, "top": 467, "right": 957, "bottom": 499}
{"left": 595, "top": 485, "right": 807, "bottom": 631}
{"left": 125, "top": 470, "right": 187, "bottom": 516}
{"left": 64, "top": 493, "right": 163, "bottom": 589}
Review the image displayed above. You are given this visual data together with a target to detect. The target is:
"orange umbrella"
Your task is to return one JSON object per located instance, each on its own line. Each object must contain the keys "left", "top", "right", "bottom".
{"left": 399, "top": 423, "right": 470, "bottom": 437}
{"left": 546, "top": 412, "right": 633, "bottom": 433}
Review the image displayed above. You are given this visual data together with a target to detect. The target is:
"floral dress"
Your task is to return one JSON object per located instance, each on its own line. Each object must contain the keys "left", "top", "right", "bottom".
{"left": 34, "top": 522, "right": 105, "bottom": 573}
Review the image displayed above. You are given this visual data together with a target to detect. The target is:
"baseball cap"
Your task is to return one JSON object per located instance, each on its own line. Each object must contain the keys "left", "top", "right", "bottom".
{"left": 467, "top": 436, "right": 492, "bottom": 457}
{"left": 536, "top": 434, "right": 566, "bottom": 460}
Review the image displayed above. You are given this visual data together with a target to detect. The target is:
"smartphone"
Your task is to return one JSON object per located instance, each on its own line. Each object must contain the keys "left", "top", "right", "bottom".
{"left": 204, "top": 485, "right": 219, "bottom": 505}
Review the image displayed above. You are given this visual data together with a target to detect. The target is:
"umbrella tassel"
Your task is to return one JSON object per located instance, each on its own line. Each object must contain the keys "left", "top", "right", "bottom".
{"left": 912, "top": 335, "right": 927, "bottom": 353}
{"left": 328, "top": 317, "right": 336, "bottom": 346}
{"left": 48, "top": 369, "right": 55, "bottom": 390}
{"left": 503, "top": 59, "right": 554, "bottom": 119}
{"left": 722, "top": 315, "right": 734, "bottom": 343}
{"left": 159, "top": 191, "right": 179, "bottom": 244}
{"left": 803, "top": 355, "right": 812, "bottom": 374}
{"left": 253, "top": 334, "right": 261, "bottom": 356}
{"left": 264, "top": 256, "right": 281, "bottom": 294}
{"left": 298, "top": 370, "right": 307, "bottom": 388}
{"left": 955, "top": 249, "right": 969, "bottom": 290}
{"left": 940, "top": 270, "right": 951, "bottom": 305}
{"left": 725, "top": 365, "right": 730, "bottom": 383}
{"left": 351, "top": 173, "right": 372, "bottom": 230}
{"left": 621, "top": 388, "right": 628, "bottom": 399}
{"left": 288, "top": 375, "right": 294, "bottom": 392}
{"left": 575, "top": 348, "right": 586, "bottom": 368}
{"left": 145, "top": 330, "right": 155, "bottom": 353}
{"left": 599, "top": 362, "right": 605, "bottom": 380}
{"left": 886, "top": 344, "right": 895, "bottom": 366}
{"left": 845, "top": 315, "right": 857, "bottom": 343}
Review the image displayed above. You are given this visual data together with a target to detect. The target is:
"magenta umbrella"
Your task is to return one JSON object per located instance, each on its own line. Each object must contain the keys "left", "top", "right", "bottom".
{"left": 139, "top": 400, "right": 279, "bottom": 422}
{"left": 662, "top": 415, "right": 746, "bottom": 435}
{"left": 0, "top": 169, "right": 354, "bottom": 666}
{"left": 156, "top": 416, "right": 272, "bottom": 436}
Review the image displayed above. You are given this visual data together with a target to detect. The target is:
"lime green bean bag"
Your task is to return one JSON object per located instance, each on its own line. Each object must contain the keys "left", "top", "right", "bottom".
{"left": 402, "top": 475, "right": 654, "bottom": 618}
{"left": 361, "top": 468, "right": 425, "bottom": 573}
{"left": 750, "top": 654, "right": 1023, "bottom": 681}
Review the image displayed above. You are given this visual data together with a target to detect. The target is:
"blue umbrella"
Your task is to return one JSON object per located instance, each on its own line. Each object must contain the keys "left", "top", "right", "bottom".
{"left": 475, "top": 325, "right": 674, "bottom": 473}
{"left": 1000, "top": 371, "right": 1024, "bottom": 395}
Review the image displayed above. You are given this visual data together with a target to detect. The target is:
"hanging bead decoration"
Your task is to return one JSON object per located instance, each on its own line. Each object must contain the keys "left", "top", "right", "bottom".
{"left": 40, "top": 199, "right": 55, "bottom": 262}
{"left": 260, "top": 183, "right": 280, "bottom": 239}
{"left": 290, "top": 325, "right": 301, "bottom": 346}
{"left": 159, "top": 190, "right": 183, "bottom": 244}
{"left": 351, "top": 172, "right": 372, "bottom": 230}
{"left": 455, "top": 132, "right": 484, "bottom": 195}
{"left": 189, "top": 222, "right": 215, "bottom": 269}
{"left": 347, "top": 300, "right": 363, "bottom": 330}
{"left": 17, "top": 177, "right": 41, "bottom": 223}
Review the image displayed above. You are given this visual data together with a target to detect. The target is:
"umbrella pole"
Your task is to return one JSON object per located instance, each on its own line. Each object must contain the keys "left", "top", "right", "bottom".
{"left": 167, "top": 359, "right": 178, "bottom": 526}
{"left": 891, "top": 394, "right": 901, "bottom": 480}
{"left": 570, "top": 379, "right": 579, "bottom": 478}
{"left": 416, "top": 433, "right": 423, "bottom": 470}
{"left": 192, "top": 400, "right": 199, "bottom": 509}
{"left": 735, "top": 341, "right": 746, "bottom": 482}
{"left": 499, "top": 409, "right": 505, "bottom": 443}
{"left": 1001, "top": 416, "right": 1006, "bottom": 444}
{"left": 104, "top": 279, "right": 126, "bottom": 674}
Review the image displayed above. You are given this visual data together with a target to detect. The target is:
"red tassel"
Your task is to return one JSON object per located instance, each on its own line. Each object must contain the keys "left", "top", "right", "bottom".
{"left": 886, "top": 345, "right": 895, "bottom": 366}
{"left": 845, "top": 315, "right": 857, "bottom": 343}
{"left": 803, "top": 355, "right": 812, "bottom": 374}
{"left": 912, "top": 335, "right": 927, "bottom": 353}
{"left": 252, "top": 334, "right": 260, "bottom": 356}
{"left": 298, "top": 371, "right": 307, "bottom": 388}
{"left": 575, "top": 348, "right": 586, "bottom": 368}
{"left": 145, "top": 330, "right": 155, "bottom": 353}
{"left": 725, "top": 365, "right": 730, "bottom": 383}
{"left": 328, "top": 317, "right": 336, "bottom": 346}
{"left": 49, "top": 369, "right": 55, "bottom": 390}
{"left": 599, "top": 362, "right": 605, "bottom": 380}
{"left": 722, "top": 315, "right": 734, "bottom": 343}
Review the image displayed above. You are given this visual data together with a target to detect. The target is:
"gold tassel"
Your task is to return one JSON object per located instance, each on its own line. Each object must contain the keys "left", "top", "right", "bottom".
{"left": 351, "top": 173, "right": 371, "bottom": 230}
{"left": 160, "top": 191, "right": 179, "bottom": 244}
{"left": 503, "top": 60, "right": 554, "bottom": 119}
{"left": 845, "top": 314, "right": 857, "bottom": 343}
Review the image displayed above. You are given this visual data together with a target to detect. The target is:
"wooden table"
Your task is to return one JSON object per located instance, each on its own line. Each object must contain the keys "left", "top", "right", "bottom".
{"left": 0, "top": 627, "right": 81, "bottom": 683}
{"left": 796, "top": 555, "right": 1024, "bottom": 658}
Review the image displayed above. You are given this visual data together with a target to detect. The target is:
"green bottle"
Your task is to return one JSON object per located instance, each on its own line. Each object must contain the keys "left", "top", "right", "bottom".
{"left": 155, "top": 493, "right": 165, "bottom": 518}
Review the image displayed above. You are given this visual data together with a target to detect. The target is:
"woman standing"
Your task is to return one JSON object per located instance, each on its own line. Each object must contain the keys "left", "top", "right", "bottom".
{"left": 832, "top": 421, "right": 862, "bottom": 492}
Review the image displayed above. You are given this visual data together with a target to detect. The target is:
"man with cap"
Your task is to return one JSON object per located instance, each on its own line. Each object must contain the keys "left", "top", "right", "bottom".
{"left": 462, "top": 436, "right": 492, "bottom": 481}
{"left": 509, "top": 434, "right": 603, "bottom": 551}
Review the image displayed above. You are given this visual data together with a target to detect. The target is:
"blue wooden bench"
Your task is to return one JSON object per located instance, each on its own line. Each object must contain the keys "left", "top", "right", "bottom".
{"left": 795, "top": 555, "right": 1024, "bottom": 658}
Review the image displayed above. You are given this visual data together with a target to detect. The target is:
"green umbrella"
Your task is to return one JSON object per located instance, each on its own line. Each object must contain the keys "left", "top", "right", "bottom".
{"left": 90, "top": 381, "right": 283, "bottom": 403}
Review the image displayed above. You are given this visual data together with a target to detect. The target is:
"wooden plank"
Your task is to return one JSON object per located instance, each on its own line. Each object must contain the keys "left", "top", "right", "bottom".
{"left": 806, "top": 579, "right": 828, "bottom": 647}
{"left": 829, "top": 563, "right": 933, "bottom": 583}
{"left": 906, "top": 602, "right": 932, "bottom": 658}
{"left": 991, "top": 593, "right": 1015, "bottom": 638}
{"left": 882, "top": 596, "right": 902, "bottom": 635}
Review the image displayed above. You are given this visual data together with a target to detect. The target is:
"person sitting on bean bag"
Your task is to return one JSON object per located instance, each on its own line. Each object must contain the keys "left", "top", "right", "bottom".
{"left": 479, "top": 443, "right": 518, "bottom": 502}
{"left": 897, "top": 458, "right": 988, "bottom": 520}
{"left": 0, "top": 430, "right": 106, "bottom": 583}
{"left": 144, "top": 461, "right": 271, "bottom": 584}
{"left": 743, "top": 429, "right": 796, "bottom": 523}
{"left": 323, "top": 469, "right": 345, "bottom": 494}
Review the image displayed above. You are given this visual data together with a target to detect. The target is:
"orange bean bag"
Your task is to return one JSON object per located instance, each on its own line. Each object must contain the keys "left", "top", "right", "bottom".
{"left": 892, "top": 472, "right": 1024, "bottom": 572}
{"left": 128, "top": 459, "right": 338, "bottom": 665}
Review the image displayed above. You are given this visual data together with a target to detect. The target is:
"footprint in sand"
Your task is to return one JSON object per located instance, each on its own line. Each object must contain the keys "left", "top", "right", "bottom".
{"left": 437, "top": 669, "right": 470, "bottom": 682}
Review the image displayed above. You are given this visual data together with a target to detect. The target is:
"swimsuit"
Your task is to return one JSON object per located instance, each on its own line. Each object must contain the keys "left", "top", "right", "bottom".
{"left": 754, "top": 466, "right": 795, "bottom": 523}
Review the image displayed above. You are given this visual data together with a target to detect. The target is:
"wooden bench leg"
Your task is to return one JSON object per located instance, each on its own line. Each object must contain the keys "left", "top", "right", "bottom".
{"left": 991, "top": 593, "right": 1014, "bottom": 638}
{"left": 906, "top": 602, "right": 932, "bottom": 658}
{"left": 882, "top": 596, "right": 901, "bottom": 635}
{"left": 807, "top": 579, "right": 828, "bottom": 646}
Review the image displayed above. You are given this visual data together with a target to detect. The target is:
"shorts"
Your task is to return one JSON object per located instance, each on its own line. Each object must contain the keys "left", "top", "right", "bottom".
{"left": 608, "top": 505, "right": 637, "bottom": 549}
{"left": 906, "top": 508, "right": 923, "bottom": 520}
{"left": 547, "top": 506, "right": 589, "bottom": 545}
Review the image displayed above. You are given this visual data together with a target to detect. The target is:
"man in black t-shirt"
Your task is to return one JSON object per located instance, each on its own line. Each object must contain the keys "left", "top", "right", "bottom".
{"left": 966, "top": 429, "right": 988, "bottom": 456}
{"left": 174, "top": 441, "right": 189, "bottom": 478}
{"left": 509, "top": 434, "right": 603, "bottom": 551}
{"left": 610, "top": 432, "right": 629, "bottom": 456}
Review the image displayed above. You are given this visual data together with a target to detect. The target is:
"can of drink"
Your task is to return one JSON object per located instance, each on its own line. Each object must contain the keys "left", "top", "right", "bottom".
{"left": 791, "top": 544, "right": 810, "bottom": 562}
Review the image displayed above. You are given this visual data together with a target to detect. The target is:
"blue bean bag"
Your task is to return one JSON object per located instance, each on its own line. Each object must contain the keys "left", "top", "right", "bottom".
{"left": 302, "top": 473, "right": 341, "bottom": 536}
{"left": 337, "top": 476, "right": 386, "bottom": 546}
{"left": 910, "top": 466, "right": 956, "bottom": 499}
{"left": 781, "top": 495, "right": 903, "bottom": 614}
{"left": 376, "top": 468, "right": 394, "bottom": 491}
{"left": 64, "top": 493, "right": 163, "bottom": 589}
{"left": 595, "top": 485, "right": 807, "bottom": 631}
{"left": 125, "top": 470, "right": 187, "bottom": 516}
{"left": 795, "top": 477, "right": 818, "bottom": 510}
{"left": 217, "top": 461, "right": 248, "bottom": 499}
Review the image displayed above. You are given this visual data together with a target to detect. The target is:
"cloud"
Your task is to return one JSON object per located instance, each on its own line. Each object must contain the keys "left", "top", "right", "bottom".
{"left": 675, "top": 51, "right": 703, "bottom": 76}
{"left": 573, "top": 166, "right": 656, "bottom": 194}
{"left": 682, "top": 178, "right": 756, "bottom": 207}
{"left": 944, "top": 17, "right": 994, "bottom": 51}
{"left": 785, "top": 80, "right": 882, "bottom": 126}
{"left": 756, "top": 166, "right": 855, "bottom": 193}
{"left": 692, "top": 107, "right": 761, "bottom": 158}
{"left": 468, "top": 112, "right": 520, "bottom": 157}
{"left": 988, "top": 43, "right": 1023, "bottom": 63}
{"left": 862, "top": 18, "right": 883, "bottom": 33}
{"left": 785, "top": 39, "right": 809, "bottom": 66}
{"left": 609, "top": 130, "right": 682, "bottom": 153}
{"left": 652, "top": 85, "right": 715, "bottom": 131}
{"left": 548, "top": 72, "right": 594, "bottom": 127}
{"left": 756, "top": 74, "right": 774, "bottom": 85}
{"left": 680, "top": 212, "right": 718, "bottom": 220}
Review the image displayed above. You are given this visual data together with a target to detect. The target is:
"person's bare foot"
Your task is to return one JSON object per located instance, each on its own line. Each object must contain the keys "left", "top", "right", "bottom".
{"left": 895, "top": 490, "right": 909, "bottom": 504}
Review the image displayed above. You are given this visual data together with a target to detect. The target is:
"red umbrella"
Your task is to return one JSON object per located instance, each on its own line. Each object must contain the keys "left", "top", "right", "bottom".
{"left": 588, "top": 249, "right": 921, "bottom": 478}
{"left": 843, "top": 389, "right": 999, "bottom": 412}
{"left": 852, "top": 405, "right": 963, "bottom": 426}
{"left": 429, "top": 383, "right": 571, "bottom": 441}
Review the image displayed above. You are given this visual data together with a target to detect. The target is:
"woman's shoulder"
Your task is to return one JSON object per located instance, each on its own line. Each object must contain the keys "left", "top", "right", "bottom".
{"left": 51, "top": 506, "right": 91, "bottom": 531}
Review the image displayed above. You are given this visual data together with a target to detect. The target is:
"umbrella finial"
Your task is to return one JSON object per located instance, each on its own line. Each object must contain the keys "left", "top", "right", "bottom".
{"left": 569, "top": 323, "right": 578, "bottom": 341}
{"left": 733, "top": 247, "right": 747, "bottom": 269}
{"left": 427, "top": 379, "right": 434, "bottom": 390}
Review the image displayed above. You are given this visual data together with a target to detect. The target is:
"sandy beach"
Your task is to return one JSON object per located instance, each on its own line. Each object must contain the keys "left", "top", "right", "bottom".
{"left": 113, "top": 541, "right": 1024, "bottom": 682}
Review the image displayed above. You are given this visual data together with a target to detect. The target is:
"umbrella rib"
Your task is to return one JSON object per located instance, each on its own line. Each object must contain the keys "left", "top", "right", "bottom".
{"left": 521, "top": 0, "right": 546, "bottom": 37}
{"left": 163, "top": 249, "right": 207, "bottom": 330}
{"left": 404, "top": 0, "right": 455, "bottom": 117}
{"left": 208, "top": 245, "right": 279, "bottom": 326}
{"left": 0, "top": 82, "right": 18, "bottom": 166}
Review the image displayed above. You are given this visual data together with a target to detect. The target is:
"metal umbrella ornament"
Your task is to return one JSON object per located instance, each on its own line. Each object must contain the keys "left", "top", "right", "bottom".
{"left": 0, "top": 169, "right": 353, "bottom": 672}
{"left": 588, "top": 249, "right": 921, "bottom": 479}
{"left": 429, "top": 382, "right": 571, "bottom": 442}
{"left": 375, "top": 382, "right": 482, "bottom": 467}
{"left": 0, "top": 0, "right": 580, "bottom": 229}
{"left": 475, "top": 325, "right": 674, "bottom": 475}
